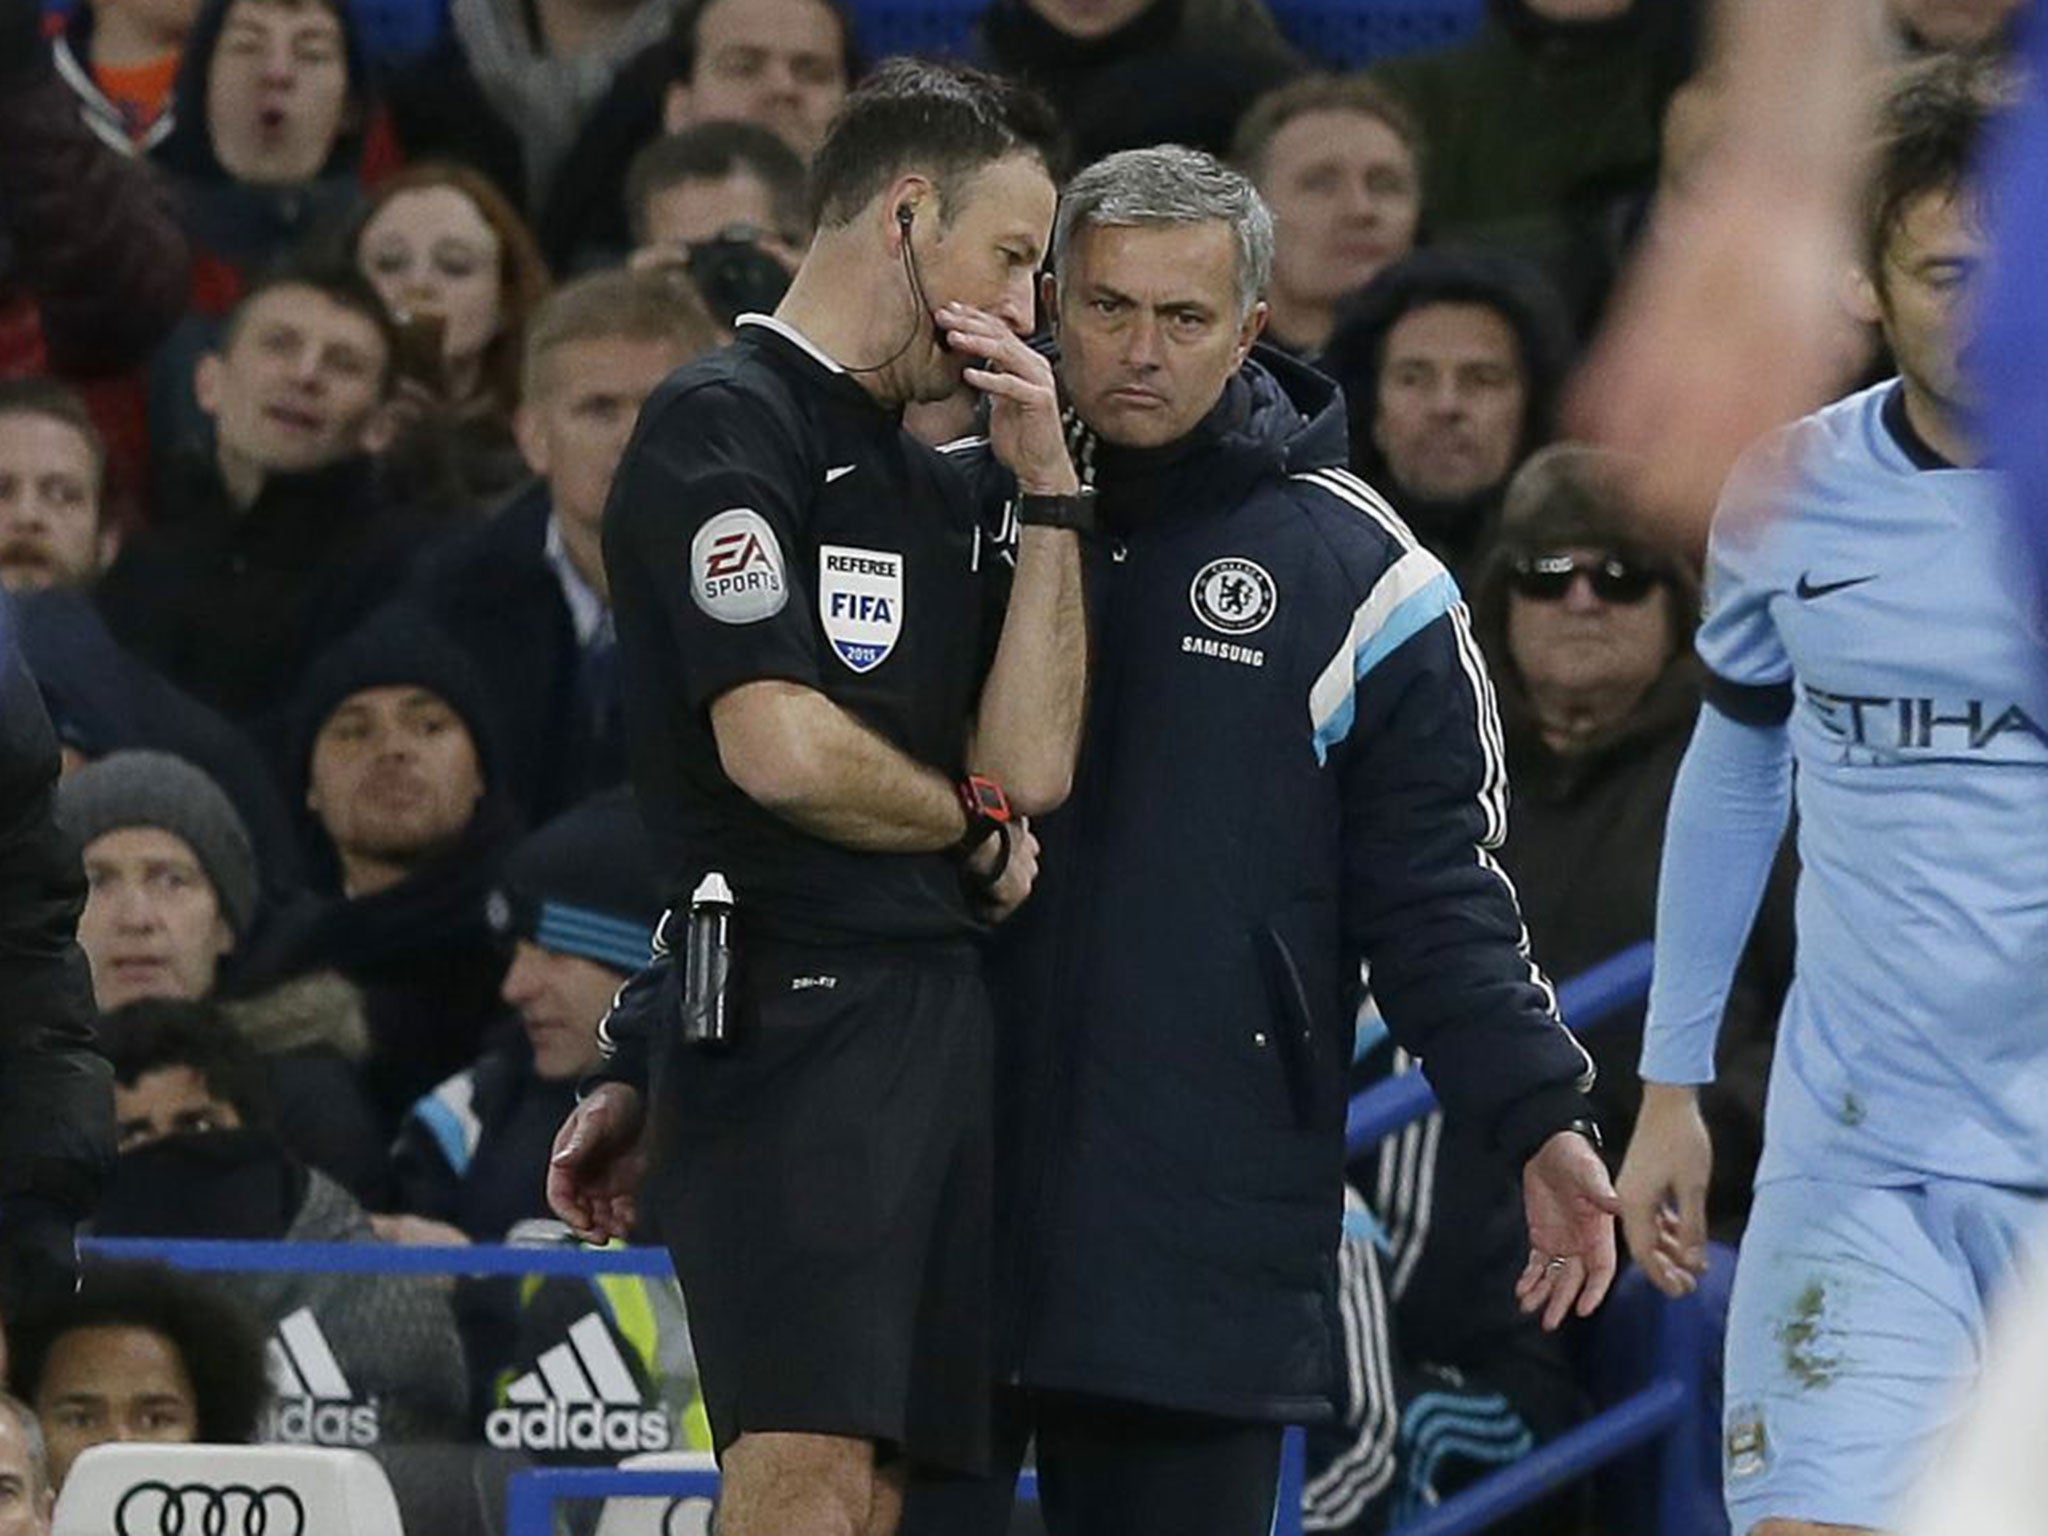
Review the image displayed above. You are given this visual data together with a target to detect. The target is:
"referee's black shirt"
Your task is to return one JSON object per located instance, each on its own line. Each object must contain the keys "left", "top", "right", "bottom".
{"left": 602, "top": 315, "right": 1011, "bottom": 947}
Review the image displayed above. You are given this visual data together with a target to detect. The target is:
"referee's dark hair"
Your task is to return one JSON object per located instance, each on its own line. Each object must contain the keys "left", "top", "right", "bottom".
{"left": 1863, "top": 51, "right": 2013, "bottom": 292}
{"left": 807, "top": 58, "right": 1063, "bottom": 231}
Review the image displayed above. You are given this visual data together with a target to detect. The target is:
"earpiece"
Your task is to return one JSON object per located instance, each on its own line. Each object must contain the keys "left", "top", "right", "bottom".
{"left": 896, "top": 204, "right": 915, "bottom": 231}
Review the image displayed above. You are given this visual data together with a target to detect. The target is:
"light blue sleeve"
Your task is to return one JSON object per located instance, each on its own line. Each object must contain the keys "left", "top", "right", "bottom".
{"left": 1639, "top": 704, "right": 1794, "bottom": 1085}
{"left": 1694, "top": 447, "right": 1795, "bottom": 691}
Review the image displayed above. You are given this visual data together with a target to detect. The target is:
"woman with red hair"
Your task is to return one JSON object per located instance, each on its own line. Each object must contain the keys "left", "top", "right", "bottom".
{"left": 343, "top": 161, "right": 554, "bottom": 516}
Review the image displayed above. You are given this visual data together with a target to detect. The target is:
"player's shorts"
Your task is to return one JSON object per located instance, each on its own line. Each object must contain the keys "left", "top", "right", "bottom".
{"left": 647, "top": 938, "right": 993, "bottom": 1475}
{"left": 1723, "top": 1173, "right": 2046, "bottom": 1534}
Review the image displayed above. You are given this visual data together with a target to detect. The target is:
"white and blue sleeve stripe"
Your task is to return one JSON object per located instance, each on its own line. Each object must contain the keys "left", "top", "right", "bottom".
{"left": 1307, "top": 549, "right": 1460, "bottom": 766}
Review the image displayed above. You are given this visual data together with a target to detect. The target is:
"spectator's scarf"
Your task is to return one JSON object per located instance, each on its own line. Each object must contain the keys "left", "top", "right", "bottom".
{"left": 448, "top": 0, "right": 670, "bottom": 211}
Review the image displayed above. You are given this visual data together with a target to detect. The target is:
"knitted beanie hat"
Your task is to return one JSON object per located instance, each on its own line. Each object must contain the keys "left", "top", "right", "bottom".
{"left": 57, "top": 750, "right": 260, "bottom": 937}
{"left": 488, "top": 788, "right": 664, "bottom": 975}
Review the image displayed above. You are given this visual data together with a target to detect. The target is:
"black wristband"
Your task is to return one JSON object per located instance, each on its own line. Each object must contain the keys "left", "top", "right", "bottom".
{"left": 960, "top": 821, "right": 1013, "bottom": 896}
{"left": 1017, "top": 489, "right": 1098, "bottom": 535}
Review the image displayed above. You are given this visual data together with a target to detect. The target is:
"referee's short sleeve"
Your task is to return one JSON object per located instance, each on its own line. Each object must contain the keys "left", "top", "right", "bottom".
{"left": 1695, "top": 445, "right": 1794, "bottom": 698}
{"left": 609, "top": 383, "right": 822, "bottom": 712}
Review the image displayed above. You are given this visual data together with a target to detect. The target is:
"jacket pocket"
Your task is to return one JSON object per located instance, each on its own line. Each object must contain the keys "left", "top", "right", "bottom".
{"left": 1253, "top": 900, "right": 1344, "bottom": 1135}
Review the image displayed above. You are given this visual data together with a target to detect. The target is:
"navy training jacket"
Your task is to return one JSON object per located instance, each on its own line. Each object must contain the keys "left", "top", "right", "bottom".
{"left": 984, "top": 348, "right": 1595, "bottom": 1423}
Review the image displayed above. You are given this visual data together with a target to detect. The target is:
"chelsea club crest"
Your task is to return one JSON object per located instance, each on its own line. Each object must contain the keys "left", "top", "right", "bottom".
{"left": 1189, "top": 557, "right": 1277, "bottom": 636}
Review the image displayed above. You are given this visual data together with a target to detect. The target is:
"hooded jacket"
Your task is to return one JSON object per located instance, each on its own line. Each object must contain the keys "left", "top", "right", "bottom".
{"left": 154, "top": 0, "right": 374, "bottom": 313}
{"left": 983, "top": 348, "right": 1594, "bottom": 1420}
{"left": 50, "top": 3, "right": 179, "bottom": 157}
{"left": 1319, "top": 247, "right": 1576, "bottom": 588}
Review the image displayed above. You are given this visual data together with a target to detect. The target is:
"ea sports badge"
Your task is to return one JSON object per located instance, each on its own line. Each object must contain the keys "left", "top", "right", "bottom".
{"left": 819, "top": 544, "right": 904, "bottom": 673}
{"left": 1190, "top": 557, "right": 1277, "bottom": 636}
{"left": 691, "top": 509, "right": 787, "bottom": 623}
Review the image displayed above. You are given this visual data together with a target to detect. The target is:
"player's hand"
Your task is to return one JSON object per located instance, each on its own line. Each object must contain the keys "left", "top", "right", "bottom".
{"left": 967, "top": 816, "right": 1039, "bottom": 922}
{"left": 1615, "top": 1081, "right": 1714, "bottom": 1298}
{"left": 547, "top": 1082, "right": 649, "bottom": 1244}
{"left": 1516, "top": 1127, "right": 1622, "bottom": 1330}
{"left": 939, "top": 303, "right": 1079, "bottom": 497}
{"left": 1570, "top": 161, "right": 1860, "bottom": 546}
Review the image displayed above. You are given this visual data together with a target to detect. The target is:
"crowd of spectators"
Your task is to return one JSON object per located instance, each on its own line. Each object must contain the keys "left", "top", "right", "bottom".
{"left": 0, "top": 0, "right": 2030, "bottom": 1528}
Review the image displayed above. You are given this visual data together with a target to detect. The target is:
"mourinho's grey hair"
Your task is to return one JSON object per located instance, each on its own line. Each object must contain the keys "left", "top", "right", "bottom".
{"left": 1052, "top": 145, "right": 1275, "bottom": 318}
{"left": 0, "top": 1393, "right": 49, "bottom": 1499}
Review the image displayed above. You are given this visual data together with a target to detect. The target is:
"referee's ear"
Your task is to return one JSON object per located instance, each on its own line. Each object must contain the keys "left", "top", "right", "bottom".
{"left": 881, "top": 174, "right": 936, "bottom": 249}
{"left": 1041, "top": 271, "right": 1060, "bottom": 333}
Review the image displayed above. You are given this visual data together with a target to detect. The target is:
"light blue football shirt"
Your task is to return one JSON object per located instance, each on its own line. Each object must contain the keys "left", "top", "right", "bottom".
{"left": 1696, "top": 380, "right": 2048, "bottom": 1188}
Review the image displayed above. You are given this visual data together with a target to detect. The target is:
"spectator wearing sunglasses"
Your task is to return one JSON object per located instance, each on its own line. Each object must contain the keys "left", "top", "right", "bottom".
{"left": 1471, "top": 443, "right": 1791, "bottom": 1218}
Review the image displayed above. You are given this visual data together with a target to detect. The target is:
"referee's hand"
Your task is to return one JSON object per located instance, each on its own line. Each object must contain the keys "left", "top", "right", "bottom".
{"left": 968, "top": 815, "right": 1039, "bottom": 922}
{"left": 938, "top": 303, "right": 1079, "bottom": 497}
{"left": 548, "top": 1083, "right": 648, "bottom": 1245}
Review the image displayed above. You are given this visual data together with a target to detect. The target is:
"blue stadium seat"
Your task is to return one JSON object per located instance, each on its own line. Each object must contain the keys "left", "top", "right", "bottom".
{"left": 1268, "top": 0, "right": 1486, "bottom": 66}
{"left": 849, "top": 0, "right": 1488, "bottom": 69}
{"left": 853, "top": 0, "right": 983, "bottom": 59}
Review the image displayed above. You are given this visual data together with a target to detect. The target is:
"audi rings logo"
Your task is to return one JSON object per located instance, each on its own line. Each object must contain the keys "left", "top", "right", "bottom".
{"left": 115, "top": 1481, "right": 308, "bottom": 1536}
{"left": 661, "top": 1497, "right": 717, "bottom": 1536}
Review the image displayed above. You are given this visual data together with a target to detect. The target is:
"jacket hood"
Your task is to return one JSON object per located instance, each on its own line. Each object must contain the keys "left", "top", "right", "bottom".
{"left": 1072, "top": 344, "right": 1349, "bottom": 531}
{"left": 157, "top": 0, "right": 371, "bottom": 183}
{"left": 223, "top": 969, "right": 371, "bottom": 1061}
{"left": 53, "top": 10, "right": 180, "bottom": 155}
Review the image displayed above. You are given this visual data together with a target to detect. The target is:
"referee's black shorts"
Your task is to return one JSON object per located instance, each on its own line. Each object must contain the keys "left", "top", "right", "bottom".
{"left": 646, "top": 938, "right": 994, "bottom": 1475}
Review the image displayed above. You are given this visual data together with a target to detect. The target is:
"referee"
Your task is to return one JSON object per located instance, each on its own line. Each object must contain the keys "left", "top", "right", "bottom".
{"left": 546, "top": 61, "right": 1087, "bottom": 1536}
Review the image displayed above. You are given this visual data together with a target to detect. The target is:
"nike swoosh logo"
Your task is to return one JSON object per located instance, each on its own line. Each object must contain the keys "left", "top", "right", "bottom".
{"left": 824, "top": 464, "right": 857, "bottom": 484}
{"left": 1795, "top": 572, "right": 1876, "bottom": 600}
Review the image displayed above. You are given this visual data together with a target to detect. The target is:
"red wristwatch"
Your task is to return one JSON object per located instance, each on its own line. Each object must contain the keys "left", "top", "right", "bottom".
{"left": 954, "top": 774, "right": 1012, "bottom": 856}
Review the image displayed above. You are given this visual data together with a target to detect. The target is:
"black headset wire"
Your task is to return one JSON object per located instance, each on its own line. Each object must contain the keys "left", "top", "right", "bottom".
{"left": 843, "top": 205, "right": 942, "bottom": 376}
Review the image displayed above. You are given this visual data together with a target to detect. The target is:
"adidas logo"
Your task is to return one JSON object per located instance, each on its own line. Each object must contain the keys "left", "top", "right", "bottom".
{"left": 485, "top": 1312, "right": 671, "bottom": 1452}
{"left": 263, "top": 1307, "right": 381, "bottom": 1447}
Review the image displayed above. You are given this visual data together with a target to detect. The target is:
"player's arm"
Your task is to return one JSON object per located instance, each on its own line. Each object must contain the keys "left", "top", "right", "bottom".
{"left": 1620, "top": 695, "right": 1792, "bottom": 1295}
{"left": 1620, "top": 456, "right": 1797, "bottom": 1295}
{"left": 1572, "top": 0, "right": 1886, "bottom": 534}
{"left": 943, "top": 303, "right": 1089, "bottom": 817}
